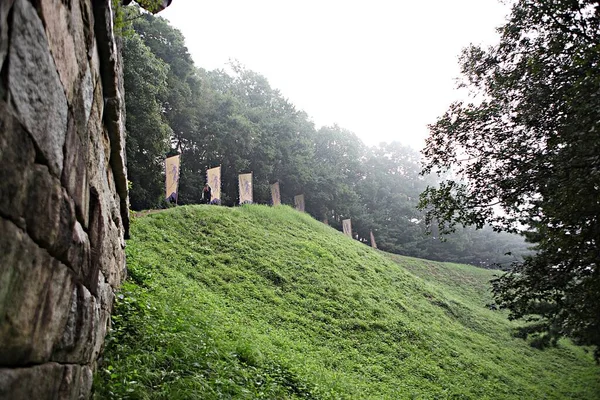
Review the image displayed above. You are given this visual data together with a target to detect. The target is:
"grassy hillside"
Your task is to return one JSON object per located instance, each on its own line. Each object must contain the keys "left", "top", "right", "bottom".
{"left": 94, "top": 205, "right": 599, "bottom": 399}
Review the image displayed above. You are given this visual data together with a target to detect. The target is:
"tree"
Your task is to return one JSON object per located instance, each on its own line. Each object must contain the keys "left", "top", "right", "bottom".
{"left": 309, "top": 125, "right": 365, "bottom": 227}
{"left": 122, "top": 1, "right": 172, "bottom": 14}
{"left": 131, "top": 12, "right": 206, "bottom": 204}
{"left": 356, "top": 142, "right": 427, "bottom": 248}
{"left": 123, "top": 29, "right": 171, "bottom": 210}
{"left": 419, "top": 0, "right": 600, "bottom": 358}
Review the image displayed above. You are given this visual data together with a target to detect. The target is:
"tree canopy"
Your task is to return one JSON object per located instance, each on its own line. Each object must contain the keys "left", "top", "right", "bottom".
{"left": 122, "top": 28, "right": 172, "bottom": 210}
{"left": 419, "top": 0, "right": 600, "bottom": 358}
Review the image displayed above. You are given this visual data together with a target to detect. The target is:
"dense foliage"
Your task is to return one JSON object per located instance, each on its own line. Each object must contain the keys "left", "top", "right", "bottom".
{"left": 419, "top": 0, "right": 600, "bottom": 357}
{"left": 122, "top": 31, "right": 171, "bottom": 210}
{"left": 94, "top": 206, "right": 599, "bottom": 399}
{"left": 121, "top": 6, "right": 529, "bottom": 267}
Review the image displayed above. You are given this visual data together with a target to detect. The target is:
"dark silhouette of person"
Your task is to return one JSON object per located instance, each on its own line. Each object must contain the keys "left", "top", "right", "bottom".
{"left": 202, "top": 184, "right": 212, "bottom": 204}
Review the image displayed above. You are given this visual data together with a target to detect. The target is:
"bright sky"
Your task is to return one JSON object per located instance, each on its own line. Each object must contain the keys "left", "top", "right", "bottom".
{"left": 160, "top": 0, "right": 510, "bottom": 150}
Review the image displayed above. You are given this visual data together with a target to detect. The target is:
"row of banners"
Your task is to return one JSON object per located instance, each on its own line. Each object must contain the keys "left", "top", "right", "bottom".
{"left": 164, "top": 155, "right": 377, "bottom": 248}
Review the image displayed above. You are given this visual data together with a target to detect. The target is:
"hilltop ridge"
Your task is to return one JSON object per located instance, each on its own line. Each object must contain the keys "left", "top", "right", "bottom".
{"left": 95, "top": 205, "right": 599, "bottom": 399}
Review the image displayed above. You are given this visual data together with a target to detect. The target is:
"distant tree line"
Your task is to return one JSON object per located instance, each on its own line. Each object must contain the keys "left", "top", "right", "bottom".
{"left": 122, "top": 7, "right": 529, "bottom": 268}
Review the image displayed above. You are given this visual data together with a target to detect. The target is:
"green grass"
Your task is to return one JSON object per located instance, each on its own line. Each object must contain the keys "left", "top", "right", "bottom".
{"left": 94, "top": 205, "right": 599, "bottom": 399}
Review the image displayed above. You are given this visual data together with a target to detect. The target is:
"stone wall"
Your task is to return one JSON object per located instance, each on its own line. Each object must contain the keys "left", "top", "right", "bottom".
{"left": 0, "top": 0, "right": 129, "bottom": 398}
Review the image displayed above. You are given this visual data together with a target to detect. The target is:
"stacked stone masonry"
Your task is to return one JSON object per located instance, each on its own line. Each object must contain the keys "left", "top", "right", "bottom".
{"left": 0, "top": 0, "right": 129, "bottom": 398}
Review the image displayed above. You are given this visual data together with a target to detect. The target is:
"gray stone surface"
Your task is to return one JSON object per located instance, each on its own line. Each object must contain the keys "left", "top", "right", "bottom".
{"left": 0, "top": 218, "right": 75, "bottom": 365}
{"left": 82, "top": 65, "right": 94, "bottom": 123}
{"left": 92, "top": 272, "right": 115, "bottom": 360}
{"left": 0, "top": 363, "right": 64, "bottom": 399}
{"left": 52, "top": 283, "right": 98, "bottom": 364}
{"left": 0, "top": 103, "right": 35, "bottom": 227}
{"left": 68, "top": 221, "right": 92, "bottom": 282}
{"left": 80, "top": 366, "right": 94, "bottom": 399}
{"left": 39, "top": 0, "right": 79, "bottom": 102}
{"left": 25, "top": 165, "right": 77, "bottom": 260}
{"left": 93, "top": 0, "right": 130, "bottom": 238}
{"left": 0, "top": 363, "right": 87, "bottom": 400}
{"left": 9, "top": 0, "right": 68, "bottom": 178}
{"left": 0, "top": 0, "right": 130, "bottom": 397}
{"left": 80, "top": 0, "right": 97, "bottom": 60}
{"left": 0, "top": 0, "right": 14, "bottom": 70}
{"left": 62, "top": 113, "right": 90, "bottom": 228}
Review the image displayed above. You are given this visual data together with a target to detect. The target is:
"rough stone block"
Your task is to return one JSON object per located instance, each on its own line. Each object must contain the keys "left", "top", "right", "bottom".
{"left": 89, "top": 39, "right": 101, "bottom": 91}
{"left": 92, "top": 272, "right": 114, "bottom": 359}
{"left": 93, "top": 0, "right": 120, "bottom": 99}
{"left": 0, "top": 0, "right": 14, "bottom": 70}
{"left": 52, "top": 283, "right": 98, "bottom": 364}
{"left": 81, "top": 65, "right": 94, "bottom": 125}
{"left": 0, "top": 102, "right": 35, "bottom": 227}
{"left": 40, "top": 0, "right": 89, "bottom": 102}
{"left": 92, "top": 0, "right": 130, "bottom": 239}
{"left": 68, "top": 221, "right": 92, "bottom": 282}
{"left": 69, "top": 63, "right": 95, "bottom": 141}
{"left": 8, "top": 0, "right": 68, "bottom": 178}
{"left": 104, "top": 95, "right": 130, "bottom": 232}
{"left": 87, "top": 186, "right": 127, "bottom": 292}
{"left": 80, "top": 0, "right": 96, "bottom": 61}
{"left": 0, "top": 219, "right": 75, "bottom": 365}
{"left": 87, "top": 186, "right": 103, "bottom": 296}
{"left": 0, "top": 363, "right": 64, "bottom": 399}
{"left": 79, "top": 366, "right": 93, "bottom": 399}
{"left": 39, "top": 0, "right": 79, "bottom": 102}
{"left": 0, "top": 363, "right": 85, "bottom": 400}
{"left": 86, "top": 82, "right": 109, "bottom": 191}
{"left": 90, "top": 65, "right": 104, "bottom": 123}
{"left": 57, "top": 364, "right": 84, "bottom": 400}
{"left": 62, "top": 113, "right": 90, "bottom": 228}
{"left": 99, "top": 213, "right": 127, "bottom": 289}
{"left": 25, "top": 165, "right": 76, "bottom": 261}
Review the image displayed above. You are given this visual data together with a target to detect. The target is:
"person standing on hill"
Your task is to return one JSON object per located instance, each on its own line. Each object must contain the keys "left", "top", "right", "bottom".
{"left": 202, "top": 184, "right": 212, "bottom": 204}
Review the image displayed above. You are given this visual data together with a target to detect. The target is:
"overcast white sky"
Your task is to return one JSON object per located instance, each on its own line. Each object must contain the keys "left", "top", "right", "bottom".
{"left": 160, "top": 0, "right": 510, "bottom": 150}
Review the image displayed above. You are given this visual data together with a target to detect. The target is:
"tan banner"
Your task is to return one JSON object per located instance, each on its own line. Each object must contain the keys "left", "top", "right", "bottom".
{"left": 271, "top": 182, "right": 281, "bottom": 206}
{"left": 342, "top": 219, "right": 352, "bottom": 238}
{"left": 207, "top": 166, "right": 221, "bottom": 202}
{"left": 370, "top": 230, "right": 377, "bottom": 249}
{"left": 165, "top": 155, "right": 180, "bottom": 201}
{"left": 239, "top": 172, "right": 253, "bottom": 204}
{"left": 294, "top": 194, "right": 305, "bottom": 212}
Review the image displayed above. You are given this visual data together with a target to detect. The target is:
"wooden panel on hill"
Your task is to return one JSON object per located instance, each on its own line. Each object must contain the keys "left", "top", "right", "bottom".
{"left": 165, "top": 155, "right": 180, "bottom": 201}
{"left": 270, "top": 182, "right": 281, "bottom": 206}
{"left": 342, "top": 219, "right": 352, "bottom": 238}
{"left": 206, "top": 166, "right": 221, "bottom": 202}
{"left": 238, "top": 173, "right": 253, "bottom": 204}
{"left": 294, "top": 194, "right": 305, "bottom": 212}
{"left": 370, "top": 231, "right": 377, "bottom": 249}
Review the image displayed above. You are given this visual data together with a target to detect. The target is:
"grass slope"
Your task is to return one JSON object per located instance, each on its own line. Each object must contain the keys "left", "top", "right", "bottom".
{"left": 95, "top": 205, "right": 599, "bottom": 399}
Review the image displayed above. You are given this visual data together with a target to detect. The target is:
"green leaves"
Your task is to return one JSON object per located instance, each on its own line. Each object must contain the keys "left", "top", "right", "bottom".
{"left": 420, "top": 0, "right": 600, "bottom": 358}
{"left": 123, "top": 21, "right": 172, "bottom": 210}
